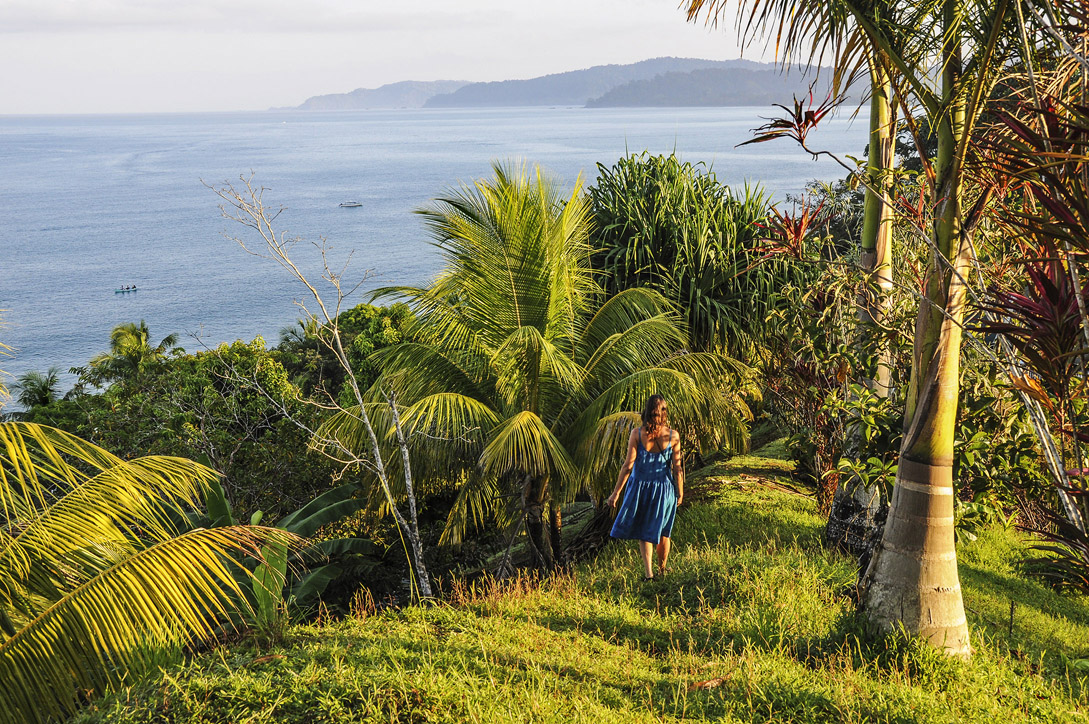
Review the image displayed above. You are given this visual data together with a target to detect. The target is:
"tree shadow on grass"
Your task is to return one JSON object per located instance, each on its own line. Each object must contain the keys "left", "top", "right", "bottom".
{"left": 957, "top": 560, "right": 1089, "bottom": 658}
{"left": 675, "top": 493, "right": 827, "bottom": 552}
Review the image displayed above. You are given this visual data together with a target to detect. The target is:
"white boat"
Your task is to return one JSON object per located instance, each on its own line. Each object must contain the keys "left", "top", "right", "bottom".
{"left": 339, "top": 200, "right": 362, "bottom": 208}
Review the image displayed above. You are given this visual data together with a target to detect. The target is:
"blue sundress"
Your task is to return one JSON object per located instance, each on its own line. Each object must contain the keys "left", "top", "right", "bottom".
{"left": 610, "top": 430, "right": 678, "bottom": 544}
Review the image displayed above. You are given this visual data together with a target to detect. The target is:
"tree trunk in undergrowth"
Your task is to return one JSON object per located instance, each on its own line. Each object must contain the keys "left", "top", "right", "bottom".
{"left": 549, "top": 503, "right": 563, "bottom": 569}
{"left": 523, "top": 475, "right": 553, "bottom": 571}
{"left": 825, "top": 57, "right": 896, "bottom": 558}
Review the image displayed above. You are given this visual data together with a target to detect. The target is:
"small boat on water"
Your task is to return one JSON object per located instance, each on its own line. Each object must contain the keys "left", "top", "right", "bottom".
{"left": 339, "top": 200, "right": 363, "bottom": 208}
{"left": 115, "top": 287, "right": 138, "bottom": 294}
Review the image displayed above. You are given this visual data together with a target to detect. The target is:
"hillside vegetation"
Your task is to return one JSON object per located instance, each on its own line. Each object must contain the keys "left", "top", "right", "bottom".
{"left": 585, "top": 67, "right": 833, "bottom": 107}
{"left": 71, "top": 443, "right": 1089, "bottom": 724}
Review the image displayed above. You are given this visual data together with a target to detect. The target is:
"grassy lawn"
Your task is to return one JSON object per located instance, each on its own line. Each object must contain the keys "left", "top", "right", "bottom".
{"left": 73, "top": 443, "right": 1089, "bottom": 723}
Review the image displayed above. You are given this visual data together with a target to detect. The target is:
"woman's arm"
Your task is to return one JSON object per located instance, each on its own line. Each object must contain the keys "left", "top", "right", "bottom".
{"left": 606, "top": 428, "right": 640, "bottom": 507}
{"left": 671, "top": 429, "right": 684, "bottom": 505}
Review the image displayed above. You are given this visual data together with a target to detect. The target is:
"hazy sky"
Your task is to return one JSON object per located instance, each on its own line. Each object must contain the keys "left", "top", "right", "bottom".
{"left": 0, "top": 0, "right": 763, "bottom": 115}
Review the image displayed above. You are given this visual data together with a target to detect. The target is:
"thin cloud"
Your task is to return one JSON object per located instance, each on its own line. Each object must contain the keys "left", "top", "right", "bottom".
{"left": 0, "top": 0, "right": 498, "bottom": 33}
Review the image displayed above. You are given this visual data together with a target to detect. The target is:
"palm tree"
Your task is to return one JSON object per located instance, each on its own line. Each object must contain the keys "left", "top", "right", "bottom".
{"left": 323, "top": 162, "right": 749, "bottom": 570}
{"left": 689, "top": 0, "right": 1017, "bottom": 656}
{"left": 11, "top": 367, "right": 61, "bottom": 409}
{"left": 86, "top": 320, "right": 181, "bottom": 385}
{"left": 0, "top": 421, "right": 295, "bottom": 724}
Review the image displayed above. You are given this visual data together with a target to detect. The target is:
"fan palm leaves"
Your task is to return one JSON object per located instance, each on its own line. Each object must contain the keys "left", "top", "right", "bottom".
{"left": 0, "top": 421, "right": 296, "bottom": 724}
{"left": 322, "top": 162, "right": 750, "bottom": 569}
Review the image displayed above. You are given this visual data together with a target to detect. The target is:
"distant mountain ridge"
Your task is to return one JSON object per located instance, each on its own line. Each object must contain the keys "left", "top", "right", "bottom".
{"left": 295, "top": 80, "right": 469, "bottom": 110}
{"left": 423, "top": 57, "right": 766, "bottom": 108}
{"left": 587, "top": 67, "right": 832, "bottom": 107}
{"left": 288, "top": 57, "right": 830, "bottom": 111}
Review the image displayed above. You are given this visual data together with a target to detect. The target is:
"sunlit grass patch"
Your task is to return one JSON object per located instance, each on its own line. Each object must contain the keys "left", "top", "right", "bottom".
{"left": 72, "top": 442, "right": 1089, "bottom": 724}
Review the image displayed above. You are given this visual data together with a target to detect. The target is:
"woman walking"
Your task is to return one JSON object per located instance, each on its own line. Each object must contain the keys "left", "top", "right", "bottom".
{"left": 606, "top": 394, "right": 684, "bottom": 580}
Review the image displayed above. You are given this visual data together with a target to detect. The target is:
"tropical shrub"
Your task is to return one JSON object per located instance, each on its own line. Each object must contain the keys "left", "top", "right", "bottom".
{"left": 587, "top": 152, "right": 778, "bottom": 357}
{"left": 199, "top": 475, "right": 380, "bottom": 634}
{"left": 76, "top": 337, "right": 342, "bottom": 518}
{"left": 276, "top": 302, "right": 413, "bottom": 403}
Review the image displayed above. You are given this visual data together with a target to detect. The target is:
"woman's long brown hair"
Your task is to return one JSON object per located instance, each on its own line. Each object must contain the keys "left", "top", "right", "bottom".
{"left": 641, "top": 394, "right": 667, "bottom": 436}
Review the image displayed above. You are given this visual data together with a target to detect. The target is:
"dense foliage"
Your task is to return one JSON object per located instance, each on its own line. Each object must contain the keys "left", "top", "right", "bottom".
{"left": 588, "top": 152, "right": 780, "bottom": 357}
{"left": 0, "top": 422, "right": 294, "bottom": 724}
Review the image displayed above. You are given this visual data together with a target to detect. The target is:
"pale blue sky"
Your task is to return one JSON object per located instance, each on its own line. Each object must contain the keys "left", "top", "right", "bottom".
{"left": 0, "top": 0, "right": 764, "bottom": 114}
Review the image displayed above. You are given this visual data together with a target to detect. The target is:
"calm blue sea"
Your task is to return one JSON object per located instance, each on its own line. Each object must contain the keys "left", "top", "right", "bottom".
{"left": 0, "top": 106, "right": 867, "bottom": 395}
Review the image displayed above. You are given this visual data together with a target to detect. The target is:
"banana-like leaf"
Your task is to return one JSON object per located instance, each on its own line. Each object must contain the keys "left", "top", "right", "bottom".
{"left": 253, "top": 540, "right": 289, "bottom": 628}
{"left": 275, "top": 483, "right": 365, "bottom": 538}
{"left": 290, "top": 538, "right": 382, "bottom": 607}
{"left": 289, "top": 564, "right": 344, "bottom": 607}
{"left": 305, "top": 537, "right": 383, "bottom": 559}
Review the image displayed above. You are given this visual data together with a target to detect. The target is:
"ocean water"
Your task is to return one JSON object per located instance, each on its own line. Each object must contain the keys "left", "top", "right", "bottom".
{"left": 0, "top": 106, "right": 867, "bottom": 392}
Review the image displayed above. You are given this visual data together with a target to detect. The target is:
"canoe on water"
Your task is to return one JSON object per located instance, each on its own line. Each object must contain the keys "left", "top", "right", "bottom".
{"left": 115, "top": 288, "right": 138, "bottom": 294}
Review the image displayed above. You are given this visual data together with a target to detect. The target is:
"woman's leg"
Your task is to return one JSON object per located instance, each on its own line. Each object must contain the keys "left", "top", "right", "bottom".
{"left": 656, "top": 536, "right": 671, "bottom": 573}
{"left": 639, "top": 540, "right": 655, "bottom": 578}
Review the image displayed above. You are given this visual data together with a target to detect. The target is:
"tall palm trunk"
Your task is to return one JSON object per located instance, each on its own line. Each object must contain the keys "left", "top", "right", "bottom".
{"left": 825, "top": 57, "right": 897, "bottom": 557}
{"left": 861, "top": 17, "right": 971, "bottom": 657}
{"left": 858, "top": 57, "right": 897, "bottom": 399}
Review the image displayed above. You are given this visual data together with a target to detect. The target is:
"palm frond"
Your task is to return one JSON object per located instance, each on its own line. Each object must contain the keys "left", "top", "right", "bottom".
{"left": 437, "top": 474, "right": 514, "bottom": 546}
{"left": 479, "top": 411, "right": 577, "bottom": 486}
{"left": 578, "top": 287, "right": 678, "bottom": 360}
{"left": 0, "top": 525, "right": 298, "bottom": 724}
{"left": 1, "top": 456, "right": 219, "bottom": 607}
{"left": 575, "top": 411, "right": 643, "bottom": 499}
{"left": 0, "top": 424, "right": 219, "bottom": 596}
{"left": 402, "top": 393, "right": 501, "bottom": 445}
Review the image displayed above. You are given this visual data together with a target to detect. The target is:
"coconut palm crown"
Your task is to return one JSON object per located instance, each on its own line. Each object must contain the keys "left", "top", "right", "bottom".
{"left": 84, "top": 320, "right": 181, "bottom": 386}
{"left": 322, "top": 162, "right": 750, "bottom": 568}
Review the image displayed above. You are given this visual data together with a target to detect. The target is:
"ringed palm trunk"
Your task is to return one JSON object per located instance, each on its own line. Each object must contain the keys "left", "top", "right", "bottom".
{"left": 862, "top": 20, "right": 970, "bottom": 657}
{"left": 826, "top": 57, "right": 897, "bottom": 556}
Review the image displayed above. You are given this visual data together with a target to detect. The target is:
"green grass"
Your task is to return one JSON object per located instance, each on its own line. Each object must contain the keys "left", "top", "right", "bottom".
{"left": 72, "top": 442, "right": 1089, "bottom": 723}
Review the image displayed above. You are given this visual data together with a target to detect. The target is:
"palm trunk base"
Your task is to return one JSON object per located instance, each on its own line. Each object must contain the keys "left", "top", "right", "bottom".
{"left": 861, "top": 458, "right": 970, "bottom": 658}
{"left": 549, "top": 504, "right": 563, "bottom": 568}
{"left": 563, "top": 504, "right": 617, "bottom": 564}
